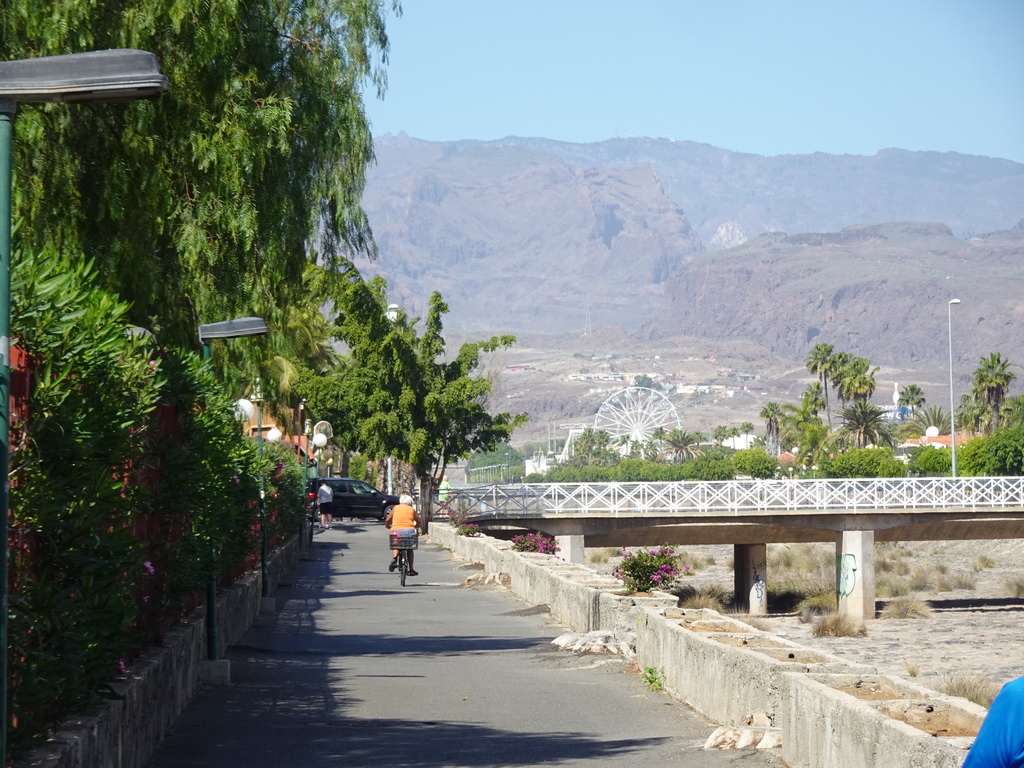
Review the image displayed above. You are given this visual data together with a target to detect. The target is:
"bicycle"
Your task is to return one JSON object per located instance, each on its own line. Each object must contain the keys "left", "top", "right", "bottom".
{"left": 389, "top": 529, "right": 419, "bottom": 586}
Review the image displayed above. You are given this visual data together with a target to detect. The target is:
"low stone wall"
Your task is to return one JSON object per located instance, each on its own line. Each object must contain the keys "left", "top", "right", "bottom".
{"left": 432, "top": 525, "right": 675, "bottom": 635}
{"left": 15, "top": 533, "right": 305, "bottom": 768}
{"left": 430, "top": 524, "right": 986, "bottom": 768}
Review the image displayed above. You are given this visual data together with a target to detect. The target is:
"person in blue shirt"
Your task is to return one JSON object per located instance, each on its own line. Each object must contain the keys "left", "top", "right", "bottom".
{"left": 962, "top": 676, "right": 1024, "bottom": 768}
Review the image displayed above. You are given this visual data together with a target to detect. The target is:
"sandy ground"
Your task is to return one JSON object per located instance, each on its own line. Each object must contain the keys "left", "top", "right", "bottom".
{"left": 591, "top": 538, "right": 1024, "bottom": 699}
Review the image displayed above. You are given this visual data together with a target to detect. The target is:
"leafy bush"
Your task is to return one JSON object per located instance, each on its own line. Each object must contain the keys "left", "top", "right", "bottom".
{"left": 613, "top": 545, "right": 686, "bottom": 593}
{"left": 510, "top": 532, "right": 559, "bottom": 555}
{"left": 907, "top": 445, "right": 951, "bottom": 476}
{"left": 825, "top": 447, "right": 907, "bottom": 478}
{"left": 6, "top": 245, "right": 304, "bottom": 750}
{"left": 732, "top": 447, "right": 779, "bottom": 479}
{"left": 448, "top": 509, "right": 481, "bottom": 537}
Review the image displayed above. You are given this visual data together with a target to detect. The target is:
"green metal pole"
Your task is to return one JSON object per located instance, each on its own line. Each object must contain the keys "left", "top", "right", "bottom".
{"left": 257, "top": 398, "right": 268, "bottom": 597}
{"left": 0, "top": 97, "right": 16, "bottom": 762}
{"left": 202, "top": 343, "right": 219, "bottom": 660}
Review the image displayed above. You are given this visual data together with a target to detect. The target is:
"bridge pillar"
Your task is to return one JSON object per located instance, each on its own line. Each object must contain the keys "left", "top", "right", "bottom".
{"left": 556, "top": 534, "right": 585, "bottom": 564}
{"left": 733, "top": 543, "right": 768, "bottom": 615}
{"left": 835, "top": 530, "right": 875, "bottom": 624}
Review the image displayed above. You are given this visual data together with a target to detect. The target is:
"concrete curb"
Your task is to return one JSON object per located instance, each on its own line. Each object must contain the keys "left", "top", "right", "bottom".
{"left": 430, "top": 524, "right": 986, "bottom": 768}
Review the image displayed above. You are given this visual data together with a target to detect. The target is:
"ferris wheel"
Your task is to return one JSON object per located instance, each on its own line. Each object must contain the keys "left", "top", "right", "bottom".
{"left": 593, "top": 387, "right": 682, "bottom": 446}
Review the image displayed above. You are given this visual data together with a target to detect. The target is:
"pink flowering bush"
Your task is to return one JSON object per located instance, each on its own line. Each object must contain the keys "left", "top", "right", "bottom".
{"left": 511, "top": 532, "right": 559, "bottom": 555}
{"left": 613, "top": 545, "right": 685, "bottom": 593}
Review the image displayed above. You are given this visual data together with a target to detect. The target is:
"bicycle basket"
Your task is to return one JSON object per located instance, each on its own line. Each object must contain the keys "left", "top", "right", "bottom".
{"left": 389, "top": 530, "right": 419, "bottom": 550}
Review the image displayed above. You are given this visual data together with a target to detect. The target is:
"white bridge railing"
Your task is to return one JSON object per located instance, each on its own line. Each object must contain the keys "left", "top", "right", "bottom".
{"left": 445, "top": 476, "right": 1024, "bottom": 518}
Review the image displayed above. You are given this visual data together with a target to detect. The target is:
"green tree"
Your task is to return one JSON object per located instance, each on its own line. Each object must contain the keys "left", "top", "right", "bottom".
{"left": 806, "top": 343, "right": 835, "bottom": 423}
{"left": 570, "top": 429, "right": 619, "bottom": 467}
{"left": 2, "top": 0, "right": 399, "bottom": 351}
{"left": 780, "top": 398, "right": 828, "bottom": 467}
{"left": 899, "top": 405, "right": 950, "bottom": 439}
{"left": 831, "top": 401, "right": 896, "bottom": 450}
{"left": 898, "top": 384, "right": 926, "bottom": 412}
{"left": 907, "top": 446, "right": 952, "bottom": 476}
{"left": 824, "top": 448, "right": 907, "bottom": 478}
{"left": 634, "top": 374, "right": 657, "bottom": 389}
{"left": 682, "top": 452, "right": 736, "bottom": 481}
{"left": 837, "top": 356, "right": 879, "bottom": 402}
{"left": 972, "top": 353, "right": 1016, "bottom": 433}
{"left": 760, "top": 401, "right": 783, "bottom": 456}
{"left": 658, "top": 429, "right": 704, "bottom": 463}
{"left": 733, "top": 448, "right": 779, "bottom": 479}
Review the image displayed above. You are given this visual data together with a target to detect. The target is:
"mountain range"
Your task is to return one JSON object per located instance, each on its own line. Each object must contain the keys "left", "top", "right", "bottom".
{"left": 357, "top": 134, "right": 1024, "bottom": 371}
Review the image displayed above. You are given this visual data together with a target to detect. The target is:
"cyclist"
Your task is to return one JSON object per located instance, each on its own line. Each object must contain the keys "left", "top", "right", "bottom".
{"left": 386, "top": 494, "right": 421, "bottom": 576}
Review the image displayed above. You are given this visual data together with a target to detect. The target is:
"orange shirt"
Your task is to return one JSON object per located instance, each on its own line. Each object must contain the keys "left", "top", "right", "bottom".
{"left": 388, "top": 503, "right": 418, "bottom": 530}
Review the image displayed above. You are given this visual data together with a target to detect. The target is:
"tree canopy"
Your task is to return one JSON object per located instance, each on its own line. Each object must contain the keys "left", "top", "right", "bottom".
{"left": 1, "top": 0, "right": 399, "bottom": 355}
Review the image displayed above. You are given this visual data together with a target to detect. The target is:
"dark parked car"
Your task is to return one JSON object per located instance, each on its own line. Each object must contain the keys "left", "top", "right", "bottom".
{"left": 306, "top": 478, "right": 399, "bottom": 521}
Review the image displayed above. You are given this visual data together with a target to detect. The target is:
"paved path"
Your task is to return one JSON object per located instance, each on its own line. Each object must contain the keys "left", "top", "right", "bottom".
{"left": 146, "top": 523, "right": 784, "bottom": 767}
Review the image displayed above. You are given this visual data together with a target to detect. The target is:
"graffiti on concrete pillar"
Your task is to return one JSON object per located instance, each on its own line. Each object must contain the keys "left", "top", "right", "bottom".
{"left": 751, "top": 559, "right": 766, "bottom": 608}
{"left": 837, "top": 554, "right": 857, "bottom": 597}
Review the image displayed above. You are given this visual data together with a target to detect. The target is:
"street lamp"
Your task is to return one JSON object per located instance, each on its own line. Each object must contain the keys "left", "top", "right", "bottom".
{"left": 948, "top": 299, "right": 961, "bottom": 477}
{"left": 250, "top": 380, "right": 283, "bottom": 598}
{"left": 198, "top": 317, "right": 268, "bottom": 662}
{"left": 0, "top": 49, "right": 168, "bottom": 757}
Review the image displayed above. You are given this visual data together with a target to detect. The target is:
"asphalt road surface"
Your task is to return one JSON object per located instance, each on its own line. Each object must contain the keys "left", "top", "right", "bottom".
{"left": 146, "top": 522, "right": 785, "bottom": 768}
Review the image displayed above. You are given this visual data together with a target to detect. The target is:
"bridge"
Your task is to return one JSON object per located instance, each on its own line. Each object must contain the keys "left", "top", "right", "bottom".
{"left": 446, "top": 476, "right": 1024, "bottom": 623}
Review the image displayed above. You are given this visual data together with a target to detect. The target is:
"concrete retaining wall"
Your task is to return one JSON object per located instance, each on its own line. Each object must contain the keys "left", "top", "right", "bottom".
{"left": 15, "top": 533, "right": 305, "bottom": 768}
{"left": 431, "top": 524, "right": 984, "bottom": 768}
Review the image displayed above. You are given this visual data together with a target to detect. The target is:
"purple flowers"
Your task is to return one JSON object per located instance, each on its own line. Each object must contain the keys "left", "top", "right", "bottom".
{"left": 613, "top": 545, "right": 684, "bottom": 594}
{"left": 143, "top": 561, "right": 155, "bottom": 575}
{"left": 511, "top": 532, "right": 559, "bottom": 555}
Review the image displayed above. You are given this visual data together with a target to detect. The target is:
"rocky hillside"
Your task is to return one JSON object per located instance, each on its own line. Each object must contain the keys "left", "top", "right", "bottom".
{"left": 358, "top": 134, "right": 1024, "bottom": 369}
{"left": 646, "top": 220, "right": 1024, "bottom": 368}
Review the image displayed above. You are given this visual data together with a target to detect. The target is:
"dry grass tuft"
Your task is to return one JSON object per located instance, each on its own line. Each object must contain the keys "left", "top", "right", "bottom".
{"left": 811, "top": 611, "right": 867, "bottom": 638}
{"left": 676, "top": 584, "right": 729, "bottom": 611}
{"left": 879, "top": 596, "right": 932, "bottom": 619}
{"left": 939, "top": 673, "right": 1000, "bottom": 708}
{"left": 1004, "top": 575, "right": 1024, "bottom": 598}
{"left": 973, "top": 554, "right": 997, "bottom": 572}
{"left": 875, "top": 574, "right": 910, "bottom": 598}
{"left": 796, "top": 592, "right": 836, "bottom": 623}
{"left": 585, "top": 547, "right": 617, "bottom": 564}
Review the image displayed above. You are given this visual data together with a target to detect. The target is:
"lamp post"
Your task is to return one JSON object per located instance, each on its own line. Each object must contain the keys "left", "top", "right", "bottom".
{"left": 0, "top": 49, "right": 167, "bottom": 756}
{"left": 385, "top": 303, "right": 399, "bottom": 494}
{"left": 198, "top": 317, "right": 268, "bottom": 661}
{"left": 948, "top": 299, "right": 961, "bottom": 478}
{"left": 250, "top": 379, "right": 283, "bottom": 598}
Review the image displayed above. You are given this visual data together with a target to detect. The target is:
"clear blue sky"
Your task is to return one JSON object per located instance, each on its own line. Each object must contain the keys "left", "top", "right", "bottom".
{"left": 366, "top": 0, "right": 1024, "bottom": 163}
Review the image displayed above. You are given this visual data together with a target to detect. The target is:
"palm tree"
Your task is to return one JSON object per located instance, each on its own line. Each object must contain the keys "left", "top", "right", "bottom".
{"left": 898, "top": 384, "right": 926, "bottom": 412}
{"left": 760, "top": 402, "right": 783, "bottom": 457}
{"left": 806, "top": 343, "right": 835, "bottom": 423}
{"left": 958, "top": 390, "right": 991, "bottom": 436}
{"left": 1001, "top": 394, "right": 1024, "bottom": 428}
{"left": 900, "top": 405, "right": 950, "bottom": 439}
{"left": 802, "top": 383, "right": 825, "bottom": 417}
{"left": 831, "top": 401, "right": 895, "bottom": 450}
{"left": 828, "top": 351, "right": 852, "bottom": 406}
{"left": 972, "top": 352, "right": 1016, "bottom": 433}
{"left": 660, "top": 429, "right": 704, "bottom": 463}
{"left": 837, "top": 356, "right": 879, "bottom": 402}
{"left": 780, "top": 399, "right": 828, "bottom": 466}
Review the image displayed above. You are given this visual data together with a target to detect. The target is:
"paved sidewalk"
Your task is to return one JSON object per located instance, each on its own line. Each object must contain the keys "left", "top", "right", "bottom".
{"left": 146, "top": 523, "right": 783, "bottom": 767}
